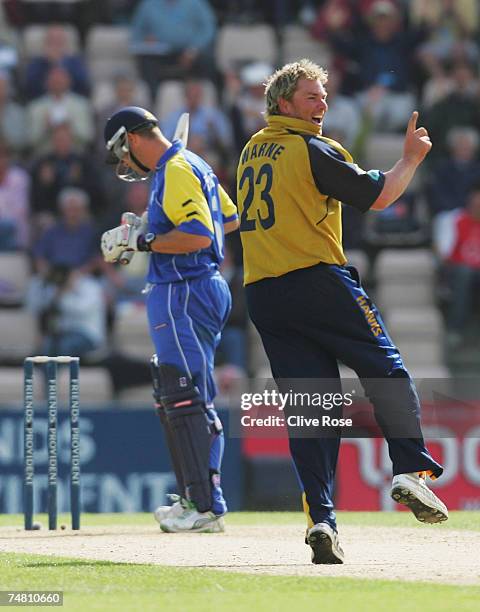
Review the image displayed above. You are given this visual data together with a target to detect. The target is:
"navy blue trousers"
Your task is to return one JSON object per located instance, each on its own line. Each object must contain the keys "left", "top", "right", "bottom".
{"left": 246, "top": 263, "right": 443, "bottom": 530}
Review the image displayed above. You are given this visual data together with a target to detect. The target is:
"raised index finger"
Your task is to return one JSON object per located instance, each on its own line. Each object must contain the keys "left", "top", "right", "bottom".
{"left": 408, "top": 111, "right": 418, "bottom": 132}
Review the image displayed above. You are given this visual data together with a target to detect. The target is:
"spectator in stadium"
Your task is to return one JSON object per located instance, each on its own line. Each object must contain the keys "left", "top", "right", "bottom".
{"left": 161, "top": 79, "right": 233, "bottom": 168}
{"left": 322, "top": 70, "right": 361, "bottom": 149}
{"left": 19, "top": 1, "right": 96, "bottom": 40}
{"left": 0, "top": 4, "right": 19, "bottom": 79}
{"left": 30, "top": 121, "right": 104, "bottom": 223}
{"left": 427, "top": 126, "right": 480, "bottom": 216}
{"left": 96, "top": 73, "right": 151, "bottom": 123}
{"left": 95, "top": 73, "right": 151, "bottom": 210}
{"left": 227, "top": 62, "right": 271, "bottom": 154}
{"left": 434, "top": 182, "right": 480, "bottom": 348}
{"left": 423, "top": 60, "right": 480, "bottom": 159}
{"left": 27, "top": 263, "right": 107, "bottom": 359}
{"left": 100, "top": 164, "right": 148, "bottom": 230}
{"left": 23, "top": 24, "right": 90, "bottom": 100}
{"left": 311, "top": 0, "right": 357, "bottom": 41}
{"left": 26, "top": 64, "right": 94, "bottom": 151}
{"left": 327, "top": 0, "right": 422, "bottom": 131}
{"left": 217, "top": 242, "right": 247, "bottom": 371}
{"left": 32, "top": 187, "right": 99, "bottom": 276}
{"left": 99, "top": 0, "right": 138, "bottom": 24}
{"left": 100, "top": 181, "right": 150, "bottom": 306}
{"left": 0, "top": 1, "right": 16, "bottom": 32}
{"left": 420, "top": 57, "right": 454, "bottom": 109}
{"left": 210, "top": 0, "right": 307, "bottom": 26}
{"left": 129, "top": 0, "right": 217, "bottom": 98}
{"left": 0, "top": 70, "right": 27, "bottom": 153}
{"left": 411, "top": 0, "right": 479, "bottom": 71}
{"left": 0, "top": 141, "right": 30, "bottom": 250}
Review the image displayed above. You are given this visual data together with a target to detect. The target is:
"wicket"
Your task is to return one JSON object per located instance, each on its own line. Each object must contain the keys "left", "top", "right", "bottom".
{"left": 23, "top": 356, "right": 81, "bottom": 531}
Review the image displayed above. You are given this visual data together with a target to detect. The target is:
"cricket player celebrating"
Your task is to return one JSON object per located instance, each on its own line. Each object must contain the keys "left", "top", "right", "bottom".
{"left": 237, "top": 60, "right": 448, "bottom": 563}
{"left": 101, "top": 106, "right": 238, "bottom": 533}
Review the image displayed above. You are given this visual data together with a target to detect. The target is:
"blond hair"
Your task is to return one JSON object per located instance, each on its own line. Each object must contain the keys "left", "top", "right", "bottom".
{"left": 264, "top": 59, "right": 328, "bottom": 117}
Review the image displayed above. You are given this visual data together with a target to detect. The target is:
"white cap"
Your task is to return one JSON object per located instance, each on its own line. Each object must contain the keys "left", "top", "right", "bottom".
{"left": 241, "top": 62, "right": 273, "bottom": 87}
{"left": 369, "top": 1, "right": 397, "bottom": 17}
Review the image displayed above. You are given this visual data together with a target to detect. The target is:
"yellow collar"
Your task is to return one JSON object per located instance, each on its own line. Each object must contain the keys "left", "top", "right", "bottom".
{"left": 267, "top": 115, "right": 321, "bottom": 136}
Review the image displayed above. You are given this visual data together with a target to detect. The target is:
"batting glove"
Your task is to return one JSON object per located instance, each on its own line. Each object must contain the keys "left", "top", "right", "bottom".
{"left": 101, "top": 222, "right": 145, "bottom": 263}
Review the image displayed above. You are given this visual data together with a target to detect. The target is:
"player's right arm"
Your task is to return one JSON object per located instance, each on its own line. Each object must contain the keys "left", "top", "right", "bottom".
{"left": 218, "top": 183, "right": 239, "bottom": 234}
{"left": 224, "top": 219, "right": 239, "bottom": 234}
{"left": 370, "top": 111, "right": 431, "bottom": 210}
{"left": 158, "top": 157, "right": 215, "bottom": 252}
{"left": 148, "top": 229, "right": 211, "bottom": 253}
{"left": 305, "top": 111, "right": 430, "bottom": 214}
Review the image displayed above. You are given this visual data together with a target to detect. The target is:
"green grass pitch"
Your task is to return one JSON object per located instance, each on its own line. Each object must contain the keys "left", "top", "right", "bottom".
{"left": 1, "top": 512, "right": 479, "bottom": 612}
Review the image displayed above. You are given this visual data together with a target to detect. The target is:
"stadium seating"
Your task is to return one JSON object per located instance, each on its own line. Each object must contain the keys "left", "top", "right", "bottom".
{"left": 113, "top": 302, "right": 151, "bottom": 360}
{"left": 0, "top": 366, "right": 113, "bottom": 407}
{"left": 281, "top": 25, "right": 331, "bottom": 66}
{"left": 116, "top": 384, "right": 153, "bottom": 406}
{"left": 0, "top": 309, "right": 36, "bottom": 361}
{"left": 248, "top": 321, "right": 271, "bottom": 379}
{"left": 88, "top": 57, "right": 137, "bottom": 84}
{"left": 155, "top": 79, "right": 218, "bottom": 120}
{"left": 92, "top": 78, "right": 150, "bottom": 112}
{"left": 364, "top": 134, "right": 405, "bottom": 172}
{"left": 85, "top": 25, "right": 130, "bottom": 63}
{"left": 386, "top": 307, "right": 443, "bottom": 341}
{"left": 216, "top": 24, "right": 277, "bottom": 71}
{"left": 85, "top": 26, "right": 136, "bottom": 83}
{"left": 21, "top": 24, "right": 79, "bottom": 58}
{"left": 357, "top": 249, "right": 438, "bottom": 310}
{"left": 0, "top": 11, "right": 465, "bottom": 400}
{"left": 344, "top": 249, "right": 369, "bottom": 280}
{"left": 375, "top": 249, "right": 445, "bottom": 371}
{"left": 56, "top": 366, "right": 113, "bottom": 404}
{"left": 376, "top": 248, "right": 436, "bottom": 283}
{"left": 0, "top": 252, "right": 30, "bottom": 306}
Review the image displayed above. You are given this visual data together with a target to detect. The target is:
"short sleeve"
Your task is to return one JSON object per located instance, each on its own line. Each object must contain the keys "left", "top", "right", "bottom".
{"left": 306, "top": 137, "right": 385, "bottom": 212}
{"left": 218, "top": 184, "right": 238, "bottom": 223}
{"left": 163, "top": 157, "right": 214, "bottom": 238}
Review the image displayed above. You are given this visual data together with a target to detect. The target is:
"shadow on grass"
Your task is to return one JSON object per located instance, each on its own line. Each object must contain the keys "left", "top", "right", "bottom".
{"left": 21, "top": 560, "right": 135, "bottom": 568}
{"left": 0, "top": 528, "right": 153, "bottom": 540}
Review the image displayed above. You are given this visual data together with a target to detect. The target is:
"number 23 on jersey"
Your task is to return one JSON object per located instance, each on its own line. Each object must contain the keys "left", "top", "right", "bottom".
{"left": 238, "top": 163, "right": 276, "bottom": 232}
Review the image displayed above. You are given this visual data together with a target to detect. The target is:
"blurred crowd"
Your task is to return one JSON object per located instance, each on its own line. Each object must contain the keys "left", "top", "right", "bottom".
{"left": 0, "top": 0, "right": 480, "bottom": 381}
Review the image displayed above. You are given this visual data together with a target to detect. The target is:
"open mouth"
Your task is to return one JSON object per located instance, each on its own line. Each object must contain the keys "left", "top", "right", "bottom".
{"left": 312, "top": 116, "right": 323, "bottom": 125}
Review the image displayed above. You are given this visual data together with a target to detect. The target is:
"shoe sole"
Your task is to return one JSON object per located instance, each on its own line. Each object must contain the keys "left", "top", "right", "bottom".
{"left": 391, "top": 486, "right": 448, "bottom": 524}
{"left": 160, "top": 521, "right": 224, "bottom": 534}
{"left": 307, "top": 530, "right": 344, "bottom": 564}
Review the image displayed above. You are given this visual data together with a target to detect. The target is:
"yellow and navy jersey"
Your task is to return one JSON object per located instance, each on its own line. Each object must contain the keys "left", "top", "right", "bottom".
{"left": 146, "top": 139, "right": 237, "bottom": 283}
{"left": 237, "top": 115, "right": 385, "bottom": 284}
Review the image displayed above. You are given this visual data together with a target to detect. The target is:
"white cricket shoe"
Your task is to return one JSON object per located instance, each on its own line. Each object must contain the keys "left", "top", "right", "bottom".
{"left": 153, "top": 494, "right": 188, "bottom": 523}
{"left": 391, "top": 471, "right": 449, "bottom": 524}
{"left": 160, "top": 508, "right": 225, "bottom": 533}
{"left": 307, "top": 522, "right": 344, "bottom": 564}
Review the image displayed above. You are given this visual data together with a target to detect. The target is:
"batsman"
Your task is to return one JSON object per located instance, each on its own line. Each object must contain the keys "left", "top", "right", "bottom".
{"left": 101, "top": 106, "right": 239, "bottom": 533}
